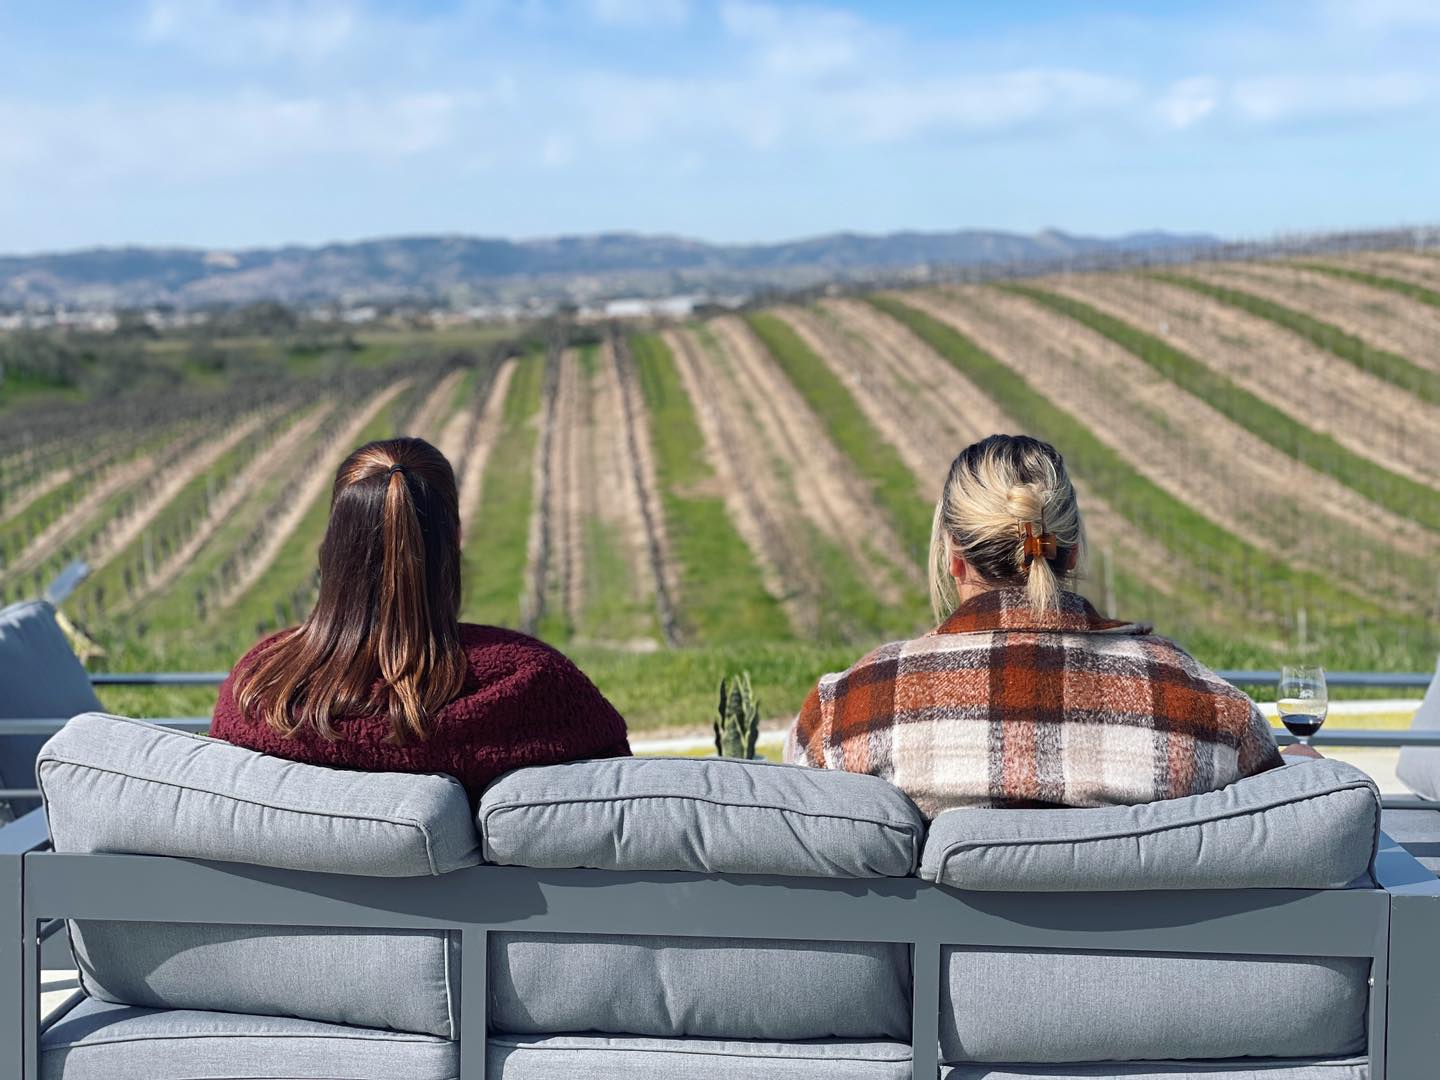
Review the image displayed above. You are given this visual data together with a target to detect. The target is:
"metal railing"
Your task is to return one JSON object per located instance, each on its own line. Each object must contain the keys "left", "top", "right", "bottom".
{"left": 0, "top": 669, "right": 1433, "bottom": 804}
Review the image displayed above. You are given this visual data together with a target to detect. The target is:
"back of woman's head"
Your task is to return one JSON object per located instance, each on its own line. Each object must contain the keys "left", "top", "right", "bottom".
{"left": 234, "top": 437, "right": 466, "bottom": 744}
{"left": 929, "top": 434, "right": 1084, "bottom": 620}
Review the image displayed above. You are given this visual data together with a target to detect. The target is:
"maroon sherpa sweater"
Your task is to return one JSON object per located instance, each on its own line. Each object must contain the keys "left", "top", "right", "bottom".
{"left": 211, "top": 623, "right": 631, "bottom": 801}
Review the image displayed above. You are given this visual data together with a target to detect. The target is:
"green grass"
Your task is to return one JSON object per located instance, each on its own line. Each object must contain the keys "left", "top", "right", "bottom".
{"left": 1000, "top": 283, "right": 1440, "bottom": 533}
{"left": 629, "top": 333, "right": 791, "bottom": 644}
{"left": 1150, "top": 273, "right": 1440, "bottom": 406}
{"left": 1296, "top": 262, "right": 1440, "bottom": 310}
{"left": 745, "top": 312, "right": 935, "bottom": 564}
{"left": 576, "top": 518, "right": 662, "bottom": 644}
{"left": 461, "top": 351, "right": 546, "bottom": 627}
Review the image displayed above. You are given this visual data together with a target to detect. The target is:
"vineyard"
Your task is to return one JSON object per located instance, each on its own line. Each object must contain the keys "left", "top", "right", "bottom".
{"left": 1, "top": 250, "right": 1437, "bottom": 732}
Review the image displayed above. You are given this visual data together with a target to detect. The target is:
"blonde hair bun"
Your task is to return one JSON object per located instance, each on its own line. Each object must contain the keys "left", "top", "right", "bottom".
{"left": 929, "top": 435, "right": 1085, "bottom": 618}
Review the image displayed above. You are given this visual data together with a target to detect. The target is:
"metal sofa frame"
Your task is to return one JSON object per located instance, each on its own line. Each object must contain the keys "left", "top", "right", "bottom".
{"left": 5, "top": 804, "right": 1440, "bottom": 1080}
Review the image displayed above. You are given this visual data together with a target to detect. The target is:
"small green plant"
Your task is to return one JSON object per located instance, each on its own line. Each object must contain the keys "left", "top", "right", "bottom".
{"left": 714, "top": 671, "right": 760, "bottom": 758}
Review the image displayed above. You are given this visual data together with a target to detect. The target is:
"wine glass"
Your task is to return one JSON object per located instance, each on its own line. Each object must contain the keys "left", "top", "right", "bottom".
{"left": 1277, "top": 665, "right": 1328, "bottom": 746}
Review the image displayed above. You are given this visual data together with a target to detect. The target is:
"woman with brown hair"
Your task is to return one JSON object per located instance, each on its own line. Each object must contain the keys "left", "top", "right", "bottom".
{"left": 211, "top": 437, "right": 629, "bottom": 800}
{"left": 785, "top": 433, "right": 1288, "bottom": 818}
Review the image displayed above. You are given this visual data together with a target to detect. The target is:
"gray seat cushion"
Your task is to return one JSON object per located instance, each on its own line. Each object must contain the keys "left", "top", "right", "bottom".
{"left": 69, "top": 921, "right": 457, "bottom": 1038}
{"left": 941, "top": 949, "right": 1369, "bottom": 1064}
{"left": 38, "top": 712, "right": 481, "bottom": 1037}
{"left": 0, "top": 600, "right": 103, "bottom": 817}
{"left": 40, "top": 998, "right": 458, "bottom": 1080}
{"left": 940, "top": 1062, "right": 1368, "bottom": 1079}
{"left": 1395, "top": 655, "right": 1440, "bottom": 800}
{"left": 479, "top": 756, "right": 924, "bottom": 878}
{"left": 489, "top": 1034, "right": 912, "bottom": 1079}
{"left": 491, "top": 933, "right": 910, "bottom": 1040}
{"left": 921, "top": 760, "right": 1380, "bottom": 891}
{"left": 1380, "top": 808, "right": 1440, "bottom": 876}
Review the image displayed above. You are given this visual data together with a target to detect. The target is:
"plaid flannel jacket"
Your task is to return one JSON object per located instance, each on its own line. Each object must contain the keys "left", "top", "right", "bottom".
{"left": 785, "top": 588, "right": 1282, "bottom": 818}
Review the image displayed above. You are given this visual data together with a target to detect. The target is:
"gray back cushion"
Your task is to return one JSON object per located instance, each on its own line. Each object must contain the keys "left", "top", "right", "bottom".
{"left": 480, "top": 756, "right": 924, "bottom": 877}
{"left": 921, "top": 759, "right": 1380, "bottom": 891}
{"left": 491, "top": 933, "right": 910, "bottom": 1041}
{"left": 1395, "top": 655, "right": 1440, "bottom": 800}
{"left": 941, "top": 948, "right": 1369, "bottom": 1064}
{"left": 38, "top": 712, "right": 481, "bottom": 1037}
{"left": 0, "top": 600, "right": 103, "bottom": 817}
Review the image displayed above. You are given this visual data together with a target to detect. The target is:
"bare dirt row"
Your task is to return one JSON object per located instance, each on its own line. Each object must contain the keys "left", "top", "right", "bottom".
{"left": 707, "top": 315, "right": 918, "bottom": 604}
{"left": 1186, "top": 262, "right": 1440, "bottom": 374}
{"left": 456, "top": 361, "right": 515, "bottom": 531}
{"left": 911, "top": 286, "right": 1433, "bottom": 610}
{"left": 663, "top": 326, "right": 815, "bottom": 634}
{"left": 84, "top": 411, "right": 270, "bottom": 578}
{"left": 2, "top": 428, "right": 196, "bottom": 581}
{"left": 1327, "top": 252, "right": 1440, "bottom": 292}
{"left": 808, "top": 297, "right": 1185, "bottom": 605}
{"left": 403, "top": 368, "right": 468, "bottom": 444}
{"left": 609, "top": 335, "right": 680, "bottom": 646}
{"left": 521, "top": 352, "right": 561, "bottom": 635}
{"left": 216, "top": 380, "right": 411, "bottom": 610}
{"left": 1044, "top": 274, "right": 1440, "bottom": 489}
{"left": 117, "top": 403, "right": 334, "bottom": 613}
{"left": 546, "top": 349, "right": 587, "bottom": 630}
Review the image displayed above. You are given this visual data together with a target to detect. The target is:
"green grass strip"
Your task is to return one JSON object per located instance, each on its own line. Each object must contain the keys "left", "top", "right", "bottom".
{"left": 462, "top": 351, "right": 546, "bottom": 627}
{"left": 1151, "top": 272, "right": 1440, "bottom": 406}
{"left": 629, "top": 332, "right": 791, "bottom": 644}
{"left": 867, "top": 293, "right": 1382, "bottom": 623}
{"left": 1295, "top": 261, "right": 1440, "bottom": 310}
{"left": 998, "top": 283, "right": 1440, "bottom": 533}
{"left": 745, "top": 312, "right": 935, "bottom": 562}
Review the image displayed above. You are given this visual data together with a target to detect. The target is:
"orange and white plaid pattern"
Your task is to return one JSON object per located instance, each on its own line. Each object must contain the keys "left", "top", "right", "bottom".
{"left": 785, "top": 589, "right": 1281, "bottom": 818}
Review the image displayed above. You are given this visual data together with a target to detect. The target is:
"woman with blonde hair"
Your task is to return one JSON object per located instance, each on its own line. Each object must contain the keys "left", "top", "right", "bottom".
{"left": 785, "top": 434, "right": 1284, "bottom": 818}
{"left": 212, "top": 437, "right": 630, "bottom": 801}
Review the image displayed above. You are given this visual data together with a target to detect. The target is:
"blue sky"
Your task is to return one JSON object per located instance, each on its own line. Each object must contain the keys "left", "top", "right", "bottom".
{"left": 1, "top": 0, "right": 1437, "bottom": 253}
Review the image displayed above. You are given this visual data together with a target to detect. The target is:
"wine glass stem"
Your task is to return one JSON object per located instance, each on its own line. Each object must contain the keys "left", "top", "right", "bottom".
{"left": 1299, "top": 735, "right": 1310, "bottom": 746}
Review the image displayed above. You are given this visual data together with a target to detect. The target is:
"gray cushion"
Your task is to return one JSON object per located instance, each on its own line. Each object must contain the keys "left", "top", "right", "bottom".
{"left": 0, "top": 600, "right": 103, "bottom": 816}
{"left": 490, "top": 933, "right": 910, "bottom": 1040}
{"left": 38, "top": 712, "right": 481, "bottom": 1037}
{"left": 1379, "top": 808, "right": 1440, "bottom": 876}
{"left": 38, "top": 712, "right": 481, "bottom": 875}
{"left": 480, "top": 756, "right": 924, "bottom": 878}
{"left": 70, "top": 922, "right": 457, "bottom": 1038}
{"left": 1395, "top": 655, "right": 1440, "bottom": 800}
{"left": 489, "top": 1034, "right": 912, "bottom": 1080}
{"left": 921, "top": 760, "right": 1379, "bottom": 891}
{"left": 40, "top": 998, "right": 458, "bottom": 1080}
{"left": 941, "top": 949, "right": 1369, "bottom": 1064}
{"left": 941, "top": 1062, "right": 1367, "bottom": 1079}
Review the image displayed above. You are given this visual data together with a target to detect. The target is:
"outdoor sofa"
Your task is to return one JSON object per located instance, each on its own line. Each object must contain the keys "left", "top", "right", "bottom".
{"left": 5, "top": 711, "right": 1440, "bottom": 1080}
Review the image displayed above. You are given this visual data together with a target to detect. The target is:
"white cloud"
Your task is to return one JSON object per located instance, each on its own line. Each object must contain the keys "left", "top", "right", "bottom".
{"left": 1322, "top": 0, "right": 1440, "bottom": 31}
{"left": 1156, "top": 77, "right": 1219, "bottom": 130}
{"left": 1231, "top": 73, "right": 1429, "bottom": 123}
{"left": 720, "top": 1, "right": 871, "bottom": 77}
{"left": 142, "top": 0, "right": 360, "bottom": 64}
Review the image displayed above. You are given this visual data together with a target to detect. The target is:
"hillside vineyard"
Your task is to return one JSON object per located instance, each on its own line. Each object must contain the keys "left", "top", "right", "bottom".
{"left": 1, "top": 252, "right": 1437, "bottom": 730}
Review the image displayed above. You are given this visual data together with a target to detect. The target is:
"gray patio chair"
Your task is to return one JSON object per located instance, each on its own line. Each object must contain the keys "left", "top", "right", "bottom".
{"left": 8, "top": 711, "right": 1416, "bottom": 1079}
{"left": 1383, "top": 655, "right": 1440, "bottom": 874}
{"left": 0, "top": 601, "right": 103, "bottom": 821}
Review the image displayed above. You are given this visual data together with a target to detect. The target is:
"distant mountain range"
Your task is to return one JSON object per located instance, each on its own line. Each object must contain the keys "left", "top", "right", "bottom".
{"left": 0, "top": 227, "right": 1217, "bottom": 309}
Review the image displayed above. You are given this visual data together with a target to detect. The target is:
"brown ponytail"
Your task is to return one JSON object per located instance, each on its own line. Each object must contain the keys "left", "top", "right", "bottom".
{"left": 234, "top": 438, "right": 467, "bottom": 744}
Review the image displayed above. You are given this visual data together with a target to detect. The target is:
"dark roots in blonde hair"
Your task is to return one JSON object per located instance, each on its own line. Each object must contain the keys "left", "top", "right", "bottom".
{"left": 929, "top": 434, "right": 1085, "bottom": 619}
{"left": 232, "top": 437, "right": 467, "bottom": 744}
